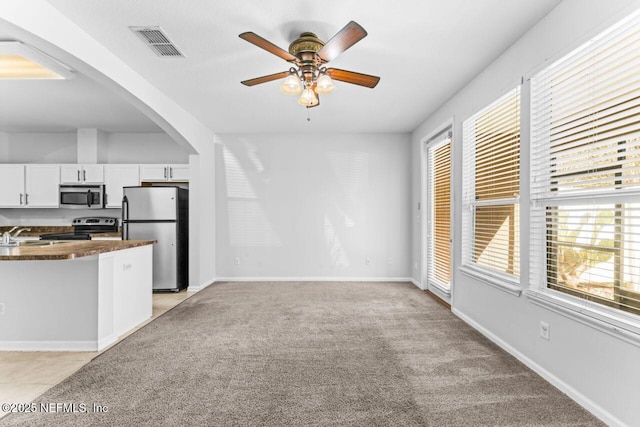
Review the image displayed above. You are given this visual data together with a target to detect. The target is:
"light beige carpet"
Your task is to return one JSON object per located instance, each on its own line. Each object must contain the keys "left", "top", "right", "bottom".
{"left": 1, "top": 281, "right": 602, "bottom": 426}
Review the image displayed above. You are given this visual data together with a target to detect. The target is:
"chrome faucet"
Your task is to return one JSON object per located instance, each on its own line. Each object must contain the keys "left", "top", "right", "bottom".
{"left": 1, "top": 227, "right": 32, "bottom": 246}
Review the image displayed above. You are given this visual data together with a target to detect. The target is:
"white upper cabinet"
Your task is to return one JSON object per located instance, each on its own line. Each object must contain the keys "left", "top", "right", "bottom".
{"left": 0, "top": 165, "right": 26, "bottom": 207}
{"left": 0, "top": 164, "right": 59, "bottom": 208}
{"left": 60, "top": 164, "right": 104, "bottom": 184}
{"left": 25, "top": 165, "right": 60, "bottom": 207}
{"left": 140, "top": 164, "right": 188, "bottom": 182}
{"left": 168, "top": 164, "right": 189, "bottom": 181}
{"left": 104, "top": 164, "right": 140, "bottom": 208}
{"left": 138, "top": 164, "right": 167, "bottom": 181}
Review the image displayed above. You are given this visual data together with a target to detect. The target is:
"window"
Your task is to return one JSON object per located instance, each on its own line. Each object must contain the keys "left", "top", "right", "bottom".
{"left": 426, "top": 132, "right": 451, "bottom": 292}
{"left": 530, "top": 11, "right": 640, "bottom": 316}
{"left": 462, "top": 88, "right": 521, "bottom": 282}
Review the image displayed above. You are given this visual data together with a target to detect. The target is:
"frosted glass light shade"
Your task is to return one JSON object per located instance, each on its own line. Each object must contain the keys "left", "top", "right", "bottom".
{"left": 315, "top": 74, "right": 335, "bottom": 94}
{"left": 280, "top": 74, "right": 302, "bottom": 95}
{"left": 298, "top": 88, "right": 318, "bottom": 106}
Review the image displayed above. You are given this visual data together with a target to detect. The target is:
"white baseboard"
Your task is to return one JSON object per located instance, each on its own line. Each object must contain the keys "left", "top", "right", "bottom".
{"left": 187, "top": 276, "right": 216, "bottom": 292}
{"left": 97, "top": 335, "right": 117, "bottom": 351}
{"left": 452, "top": 308, "right": 623, "bottom": 427}
{"left": 410, "top": 278, "right": 423, "bottom": 289}
{"left": 212, "top": 276, "right": 414, "bottom": 283}
{"left": 0, "top": 340, "right": 101, "bottom": 352}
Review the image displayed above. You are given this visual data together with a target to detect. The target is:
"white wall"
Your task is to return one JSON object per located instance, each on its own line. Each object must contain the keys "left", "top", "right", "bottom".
{"left": 3, "top": 132, "right": 76, "bottom": 163}
{"left": 0, "top": 131, "right": 189, "bottom": 164}
{"left": 104, "top": 132, "right": 189, "bottom": 164}
{"left": 216, "top": 133, "right": 411, "bottom": 280}
{"left": 411, "top": 0, "right": 640, "bottom": 425}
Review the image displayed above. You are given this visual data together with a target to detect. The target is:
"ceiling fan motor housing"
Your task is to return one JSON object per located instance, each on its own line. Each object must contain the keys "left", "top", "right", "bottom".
{"left": 288, "top": 32, "right": 325, "bottom": 56}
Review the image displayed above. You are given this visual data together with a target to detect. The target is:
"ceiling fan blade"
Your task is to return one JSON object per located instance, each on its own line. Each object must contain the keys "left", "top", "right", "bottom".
{"left": 327, "top": 68, "right": 380, "bottom": 88}
{"left": 241, "top": 71, "right": 290, "bottom": 86}
{"left": 239, "top": 32, "right": 297, "bottom": 62}
{"left": 317, "top": 21, "right": 367, "bottom": 63}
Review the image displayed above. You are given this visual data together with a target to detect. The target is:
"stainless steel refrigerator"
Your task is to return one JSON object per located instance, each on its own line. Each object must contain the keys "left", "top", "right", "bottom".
{"left": 122, "top": 186, "right": 188, "bottom": 291}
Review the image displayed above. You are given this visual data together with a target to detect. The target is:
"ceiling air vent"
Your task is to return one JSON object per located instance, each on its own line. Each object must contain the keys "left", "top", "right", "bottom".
{"left": 129, "top": 26, "right": 184, "bottom": 58}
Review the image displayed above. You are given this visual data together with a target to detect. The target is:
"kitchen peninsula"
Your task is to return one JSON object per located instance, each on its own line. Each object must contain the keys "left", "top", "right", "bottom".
{"left": 0, "top": 240, "right": 155, "bottom": 351}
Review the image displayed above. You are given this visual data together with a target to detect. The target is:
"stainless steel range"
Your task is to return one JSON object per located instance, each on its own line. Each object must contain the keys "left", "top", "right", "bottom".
{"left": 40, "top": 217, "right": 119, "bottom": 240}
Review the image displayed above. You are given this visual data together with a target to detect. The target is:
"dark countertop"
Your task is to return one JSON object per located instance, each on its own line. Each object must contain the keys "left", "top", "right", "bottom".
{"left": 0, "top": 226, "right": 121, "bottom": 238}
{"left": 0, "top": 226, "right": 74, "bottom": 237}
{"left": 0, "top": 240, "right": 155, "bottom": 261}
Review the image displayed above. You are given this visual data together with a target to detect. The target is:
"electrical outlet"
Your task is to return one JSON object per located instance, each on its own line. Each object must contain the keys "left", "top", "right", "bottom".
{"left": 540, "top": 321, "right": 550, "bottom": 340}
{"left": 234, "top": 257, "right": 240, "bottom": 265}
{"left": 388, "top": 258, "right": 393, "bottom": 265}
{"left": 0, "top": 303, "right": 4, "bottom": 315}
{"left": 365, "top": 258, "right": 370, "bottom": 265}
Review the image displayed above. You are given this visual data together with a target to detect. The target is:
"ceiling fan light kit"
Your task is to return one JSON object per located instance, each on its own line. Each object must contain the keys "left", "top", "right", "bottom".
{"left": 315, "top": 73, "right": 335, "bottom": 94}
{"left": 240, "top": 21, "right": 379, "bottom": 109}
{"left": 280, "top": 71, "right": 303, "bottom": 95}
{"left": 298, "top": 87, "right": 319, "bottom": 107}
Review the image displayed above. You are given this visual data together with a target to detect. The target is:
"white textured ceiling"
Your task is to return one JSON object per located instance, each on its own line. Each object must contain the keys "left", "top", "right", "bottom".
{"left": 1, "top": 0, "right": 562, "bottom": 134}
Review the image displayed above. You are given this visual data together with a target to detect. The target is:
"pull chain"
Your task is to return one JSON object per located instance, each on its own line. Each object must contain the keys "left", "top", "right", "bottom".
{"left": 306, "top": 108, "right": 311, "bottom": 122}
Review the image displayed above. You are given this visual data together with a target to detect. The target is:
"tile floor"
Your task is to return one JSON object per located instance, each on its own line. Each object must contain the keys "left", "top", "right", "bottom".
{"left": 0, "top": 290, "right": 194, "bottom": 419}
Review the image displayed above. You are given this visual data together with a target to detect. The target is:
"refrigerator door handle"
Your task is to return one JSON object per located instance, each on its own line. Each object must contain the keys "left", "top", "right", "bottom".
{"left": 122, "top": 195, "right": 129, "bottom": 240}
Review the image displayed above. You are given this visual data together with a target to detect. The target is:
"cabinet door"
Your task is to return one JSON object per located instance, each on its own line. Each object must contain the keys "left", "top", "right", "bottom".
{"left": 112, "top": 246, "right": 153, "bottom": 335}
{"left": 0, "top": 165, "right": 25, "bottom": 207}
{"left": 104, "top": 165, "right": 139, "bottom": 208}
{"left": 60, "top": 165, "right": 81, "bottom": 183}
{"left": 168, "top": 164, "right": 189, "bottom": 181}
{"left": 140, "top": 164, "right": 168, "bottom": 181}
{"left": 82, "top": 164, "right": 104, "bottom": 183}
{"left": 25, "top": 164, "right": 60, "bottom": 208}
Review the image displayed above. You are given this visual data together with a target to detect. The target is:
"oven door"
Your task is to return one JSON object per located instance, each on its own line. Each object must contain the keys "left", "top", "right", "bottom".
{"left": 59, "top": 185, "right": 105, "bottom": 209}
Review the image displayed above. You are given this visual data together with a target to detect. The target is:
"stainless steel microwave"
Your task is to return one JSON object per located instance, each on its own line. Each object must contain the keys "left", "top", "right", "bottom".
{"left": 59, "top": 185, "right": 105, "bottom": 209}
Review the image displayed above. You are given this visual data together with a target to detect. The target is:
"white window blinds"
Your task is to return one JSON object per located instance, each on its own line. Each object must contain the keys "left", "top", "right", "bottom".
{"left": 427, "top": 133, "right": 451, "bottom": 290}
{"left": 530, "top": 11, "right": 640, "bottom": 315}
{"left": 462, "top": 88, "right": 521, "bottom": 278}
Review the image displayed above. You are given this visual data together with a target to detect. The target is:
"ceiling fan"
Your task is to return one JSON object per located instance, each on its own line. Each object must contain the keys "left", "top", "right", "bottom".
{"left": 239, "top": 21, "right": 380, "bottom": 108}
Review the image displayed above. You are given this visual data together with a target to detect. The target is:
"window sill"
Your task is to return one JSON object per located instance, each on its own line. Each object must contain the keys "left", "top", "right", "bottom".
{"left": 525, "top": 289, "right": 640, "bottom": 347}
{"left": 459, "top": 265, "right": 522, "bottom": 297}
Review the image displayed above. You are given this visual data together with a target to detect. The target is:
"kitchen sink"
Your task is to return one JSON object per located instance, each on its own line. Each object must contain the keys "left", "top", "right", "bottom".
{"left": 0, "top": 240, "right": 69, "bottom": 255}
{"left": 18, "top": 240, "right": 69, "bottom": 246}
{"left": 0, "top": 240, "right": 68, "bottom": 248}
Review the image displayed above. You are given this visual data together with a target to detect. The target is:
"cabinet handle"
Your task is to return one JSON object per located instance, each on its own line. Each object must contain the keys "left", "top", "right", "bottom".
{"left": 164, "top": 167, "right": 167, "bottom": 179}
{"left": 83, "top": 170, "right": 86, "bottom": 181}
{"left": 77, "top": 170, "right": 81, "bottom": 182}
{"left": 19, "top": 193, "right": 23, "bottom": 205}
{"left": 25, "top": 194, "right": 28, "bottom": 205}
{"left": 169, "top": 167, "right": 173, "bottom": 179}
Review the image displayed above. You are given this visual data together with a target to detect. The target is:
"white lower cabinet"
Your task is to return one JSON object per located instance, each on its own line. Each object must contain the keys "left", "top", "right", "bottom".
{"left": 0, "top": 164, "right": 59, "bottom": 208}
{"left": 110, "top": 246, "right": 153, "bottom": 337}
{"left": 104, "top": 164, "right": 140, "bottom": 208}
{"left": 0, "top": 245, "right": 153, "bottom": 351}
